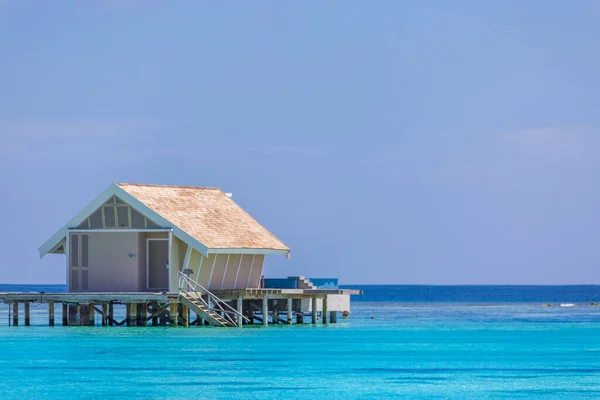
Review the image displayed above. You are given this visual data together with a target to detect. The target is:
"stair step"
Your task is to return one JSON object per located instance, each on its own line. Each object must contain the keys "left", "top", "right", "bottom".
{"left": 180, "top": 289, "right": 240, "bottom": 327}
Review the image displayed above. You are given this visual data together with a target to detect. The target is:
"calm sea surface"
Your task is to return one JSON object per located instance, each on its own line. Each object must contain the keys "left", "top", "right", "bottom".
{"left": 0, "top": 284, "right": 599, "bottom": 399}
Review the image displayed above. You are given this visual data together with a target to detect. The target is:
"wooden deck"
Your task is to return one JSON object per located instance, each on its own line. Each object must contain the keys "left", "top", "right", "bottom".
{"left": 0, "top": 288, "right": 362, "bottom": 328}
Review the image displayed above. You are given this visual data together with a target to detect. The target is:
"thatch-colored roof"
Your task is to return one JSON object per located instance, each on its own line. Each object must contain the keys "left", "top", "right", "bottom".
{"left": 117, "top": 183, "right": 289, "bottom": 251}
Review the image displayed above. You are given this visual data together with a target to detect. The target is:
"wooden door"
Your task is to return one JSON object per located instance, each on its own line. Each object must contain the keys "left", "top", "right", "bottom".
{"left": 69, "top": 233, "right": 90, "bottom": 291}
{"left": 147, "top": 239, "right": 169, "bottom": 290}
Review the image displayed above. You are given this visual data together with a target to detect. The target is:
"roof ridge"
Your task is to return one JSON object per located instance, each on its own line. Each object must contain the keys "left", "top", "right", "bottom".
{"left": 116, "top": 183, "right": 222, "bottom": 190}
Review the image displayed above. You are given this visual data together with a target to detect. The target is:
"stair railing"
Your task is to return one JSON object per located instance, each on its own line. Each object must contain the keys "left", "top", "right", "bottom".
{"left": 178, "top": 271, "right": 249, "bottom": 327}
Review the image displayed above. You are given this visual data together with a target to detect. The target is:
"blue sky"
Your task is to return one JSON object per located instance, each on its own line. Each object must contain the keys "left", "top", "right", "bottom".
{"left": 1, "top": 1, "right": 599, "bottom": 284}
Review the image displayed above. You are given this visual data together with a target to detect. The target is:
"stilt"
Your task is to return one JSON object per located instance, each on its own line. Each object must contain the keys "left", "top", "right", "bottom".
{"left": 287, "top": 298, "right": 293, "bottom": 324}
{"left": 101, "top": 303, "right": 108, "bottom": 326}
{"left": 12, "top": 303, "right": 18, "bottom": 326}
{"left": 76, "top": 304, "right": 87, "bottom": 326}
{"left": 127, "top": 303, "right": 137, "bottom": 326}
{"left": 311, "top": 297, "right": 317, "bottom": 324}
{"left": 62, "top": 303, "right": 68, "bottom": 326}
{"left": 8, "top": 303, "right": 10, "bottom": 326}
{"left": 169, "top": 303, "right": 178, "bottom": 326}
{"left": 236, "top": 298, "right": 243, "bottom": 328}
{"left": 24, "top": 302, "right": 30, "bottom": 326}
{"left": 322, "top": 297, "right": 328, "bottom": 325}
{"left": 49, "top": 302, "right": 55, "bottom": 327}
{"left": 297, "top": 312, "right": 304, "bottom": 324}
{"left": 151, "top": 302, "right": 159, "bottom": 326}
{"left": 262, "top": 297, "right": 268, "bottom": 326}
{"left": 137, "top": 303, "right": 146, "bottom": 326}
{"left": 108, "top": 303, "right": 114, "bottom": 326}
{"left": 88, "top": 303, "right": 95, "bottom": 326}
{"left": 330, "top": 311, "right": 337, "bottom": 323}
{"left": 77, "top": 304, "right": 88, "bottom": 326}
{"left": 68, "top": 304, "right": 77, "bottom": 325}
{"left": 126, "top": 304, "right": 132, "bottom": 326}
{"left": 248, "top": 309, "right": 254, "bottom": 325}
{"left": 181, "top": 305, "right": 189, "bottom": 327}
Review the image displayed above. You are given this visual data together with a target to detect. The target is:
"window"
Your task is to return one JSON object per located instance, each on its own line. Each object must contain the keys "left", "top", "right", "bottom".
{"left": 117, "top": 207, "right": 129, "bottom": 228}
{"left": 103, "top": 206, "right": 116, "bottom": 228}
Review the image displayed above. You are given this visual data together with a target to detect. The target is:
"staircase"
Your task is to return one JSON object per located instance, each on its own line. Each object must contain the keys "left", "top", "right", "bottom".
{"left": 296, "top": 276, "right": 317, "bottom": 289}
{"left": 179, "top": 293, "right": 234, "bottom": 327}
{"left": 178, "top": 272, "right": 248, "bottom": 327}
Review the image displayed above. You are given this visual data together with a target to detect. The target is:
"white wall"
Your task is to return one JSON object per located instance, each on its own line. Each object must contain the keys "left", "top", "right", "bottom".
{"left": 301, "top": 295, "right": 351, "bottom": 313}
{"left": 87, "top": 232, "right": 139, "bottom": 292}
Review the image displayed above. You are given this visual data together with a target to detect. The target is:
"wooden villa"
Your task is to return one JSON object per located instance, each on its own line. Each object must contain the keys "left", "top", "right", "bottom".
{"left": 1, "top": 183, "right": 360, "bottom": 327}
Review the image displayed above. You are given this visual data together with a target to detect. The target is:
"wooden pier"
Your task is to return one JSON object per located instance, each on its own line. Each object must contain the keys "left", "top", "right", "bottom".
{"left": 0, "top": 288, "right": 361, "bottom": 327}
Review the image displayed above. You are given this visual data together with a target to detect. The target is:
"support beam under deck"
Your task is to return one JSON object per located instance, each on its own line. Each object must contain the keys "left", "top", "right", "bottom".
{"left": 287, "top": 298, "right": 293, "bottom": 324}
{"left": 49, "top": 302, "right": 55, "bottom": 327}
{"left": 236, "top": 298, "right": 243, "bottom": 328}
{"left": 262, "top": 297, "right": 268, "bottom": 326}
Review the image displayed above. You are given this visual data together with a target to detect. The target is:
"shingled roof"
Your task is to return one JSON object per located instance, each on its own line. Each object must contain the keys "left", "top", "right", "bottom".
{"left": 38, "top": 183, "right": 290, "bottom": 258}
{"left": 117, "top": 183, "right": 289, "bottom": 251}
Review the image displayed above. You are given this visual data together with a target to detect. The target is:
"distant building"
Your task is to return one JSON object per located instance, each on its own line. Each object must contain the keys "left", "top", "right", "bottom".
{"left": 39, "top": 183, "right": 290, "bottom": 293}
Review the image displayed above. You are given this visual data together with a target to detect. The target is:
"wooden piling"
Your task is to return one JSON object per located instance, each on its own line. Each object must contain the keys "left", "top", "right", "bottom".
{"left": 127, "top": 303, "right": 137, "bottom": 326}
{"left": 311, "top": 297, "right": 317, "bottom": 324}
{"left": 78, "top": 305, "right": 85, "bottom": 326}
{"left": 181, "top": 305, "right": 189, "bottom": 327}
{"left": 169, "top": 303, "right": 178, "bottom": 326}
{"left": 24, "top": 302, "right": 30, "bottom": 326}
{"left": 262, "top": 297, "right": 269, "bottom": 326}
{"left": 68, "top": 304, "right": 77, "bottom": 325}
{"left": 137, "top": 303, "right": 146, "bottom": 326}
{"left": 131, "top": 303, "right": 138, "bottom": 326}
{"left": 12, "top": 303, "right": 18, "bottom": 326}
{"left": 151, "top": 302, "right": 159, "bottom": 326}
{"left": 236, "top": 298, "right": 243, "bottom": 328}
{"left": 322, "top": 297, "right": 328, "bottom": 325}
{"left": 101, "top": 303, "right": 108, "bottom": 326}
{"left": 125, "top": 304, "right": 131, "bottom": 326}
{"left": 287, "top": 298, "right": 293, "bottom": 324}
{"left": 62, "top": 304, "right": 68, "bottom": 326}
{"left": 108, "top": 303, "right": 114, "bottom": 326}
{"left": 49, "top": 302, "right": 55, "bottom": 326}
{"left": 88, "top": 303, "right": 95, "bottom": 326}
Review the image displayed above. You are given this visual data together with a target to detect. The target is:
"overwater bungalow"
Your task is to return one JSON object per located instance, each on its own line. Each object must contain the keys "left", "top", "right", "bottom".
{"left": 2, "top": 183, "right": 360, "bottom": 327}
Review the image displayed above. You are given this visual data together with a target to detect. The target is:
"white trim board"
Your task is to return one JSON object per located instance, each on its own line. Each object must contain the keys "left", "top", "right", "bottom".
{"left": 208, "top": 248, "right": 290, "bottom": 256}
{"left": 39, "top": 184, "right": 119, "bottom": 258}
{"left": 38, "top": 183, "right": 210, "bottom": 259}
{"left": 68, "top": 229, "right": 171, "bottom": 233}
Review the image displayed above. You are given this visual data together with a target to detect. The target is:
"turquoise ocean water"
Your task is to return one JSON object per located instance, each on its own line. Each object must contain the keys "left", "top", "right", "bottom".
{"left": 0, "top": 285, "right": 599, "bottom": 399}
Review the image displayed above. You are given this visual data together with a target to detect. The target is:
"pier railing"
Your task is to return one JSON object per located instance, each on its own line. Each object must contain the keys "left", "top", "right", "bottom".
{"left": 177, "top": 272, "right": 248, "bottom": 327}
